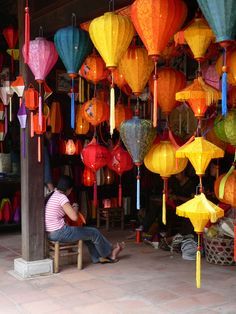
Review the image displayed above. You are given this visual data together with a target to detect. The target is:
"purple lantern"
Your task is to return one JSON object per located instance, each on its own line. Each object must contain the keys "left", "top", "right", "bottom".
{"left": 22, "top": 37, "right": 58, "bottom": 128}
{"left": 17, "top": 101, "right": 27, "bottom": 157}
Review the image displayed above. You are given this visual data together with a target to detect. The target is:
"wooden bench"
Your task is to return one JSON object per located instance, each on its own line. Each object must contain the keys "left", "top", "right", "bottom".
{"left": 97, "top": 207, "right": 124, "bottom": 231}
{"left": 48, "top": 240, "right": 83, "bottom": 273}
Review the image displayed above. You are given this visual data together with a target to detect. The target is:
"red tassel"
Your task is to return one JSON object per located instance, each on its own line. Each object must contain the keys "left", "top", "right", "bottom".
{"left": 93, "top": 179, "right": 97, "bottom": 208}
{"left": 153, "top": 60, "right": 158, "bottom": 128}
{"left": 24, "top": 1, "right": 30, "bottom": 64}
{"left": 118, "top": 182, "right": 122, "bottom": 207}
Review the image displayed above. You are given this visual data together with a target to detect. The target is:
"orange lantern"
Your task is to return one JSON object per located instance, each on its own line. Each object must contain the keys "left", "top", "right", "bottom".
{"left": 118, "top": 46, "right": 154, "bottom": 96}
{"left": 25, "top": 85, "right": 39, "bottom": 137}
{"left": 65, "top": 139, "right": 76, "bottom": 155}
{"left": 82, "top": 97, "right": 109, "bottom": 126}
{"left": 149, "top": 67, "right": 186, "bottom": 115}
{"left": 33, "top": 114, "right": 46, "bottom": 162}
{"left": 83, "top": 167, "right": 95, "bottom": 187}
{"left": 112, "top": 68, "right": 132, "bottom": 96}
{"left": 49, "top": 101, "right": 63, "bottom": 134}
{"left": 79, "top": 51, "right": 108, "bottom": 84}
{"left": 131, "top": 0, "right": 187, "bottom": 127}
{"left": 214, "top": 169, "right": 236, "bottom": 207}
{"left": 228, "top": 86, "right": 236, "bottom": 108}
{"left": 115, "top": 101, "right": 133, "bottom": 131}
{"left": 75, "top": 105, "right": 90, "bottom": 135}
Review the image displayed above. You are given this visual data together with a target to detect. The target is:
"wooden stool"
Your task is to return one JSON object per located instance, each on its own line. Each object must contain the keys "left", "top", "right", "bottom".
{"left": 48, "top": 240, "right": 83, "bottom": 273}
{"left": 97, "top": 207, "right": 124, "bottom": 231}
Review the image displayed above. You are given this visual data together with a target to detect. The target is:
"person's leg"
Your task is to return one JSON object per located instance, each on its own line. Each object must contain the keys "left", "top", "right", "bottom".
{"left": 48, "top": 225, "right": 112, "bottom": 263}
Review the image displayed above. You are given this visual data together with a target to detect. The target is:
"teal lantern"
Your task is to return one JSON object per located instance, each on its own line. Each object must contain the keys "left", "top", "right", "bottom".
{"left": 54, "top": 22, "right": 92, "bottom": 129}
{"left": 197, "top": 0, "right": 236, "bottom": 116}
{"left": 120, "top": 116, "right": 156, "bottom": 210}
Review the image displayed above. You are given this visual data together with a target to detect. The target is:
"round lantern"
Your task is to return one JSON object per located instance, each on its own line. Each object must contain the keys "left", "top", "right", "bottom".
{"left": 149, "top": 67, "right": 186, "bottom": 115}
{"left": 75, "top": 105, "right": 90, "bottom": 135}
{"left": 214, "top": 168, "right": 236, "bottom": 207}
{"left": 223, "top": 109, "right": 236, "bottom": 146}
{"left": 214, "top": 114, "right": 228, "bottom": 143}
{"left": 81, "top": 137, "right": 110, "bottom": 207}
{"left": 115, "top": 101, "right": 133, "bottom": 131}
{"left": 144, "top": 140, "right": 188, "bottom": 224}
{"left": 82, "top": 97, "right": 109, "bottom": 126}
{"left": 113, "top": 68, "right": 132, "bottom": 96}
{"left": 118, "top": 46, "right": 154, "bottom": 96}
{"left": 65, "top": 139, "right": 76, "bottom": 155}
{"left": 83, "top": 167, "right": 95, "bottom": 187}
{"left": 131, "top": 0, "right": 187, "bottom": 126}
{"left": 79, "top": 51, "right": 108, "bottom": 84}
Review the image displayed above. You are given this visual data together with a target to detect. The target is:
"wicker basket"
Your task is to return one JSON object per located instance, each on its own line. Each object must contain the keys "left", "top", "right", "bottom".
{"left": 203, "top": 235, "right": 235, "bottom": 266}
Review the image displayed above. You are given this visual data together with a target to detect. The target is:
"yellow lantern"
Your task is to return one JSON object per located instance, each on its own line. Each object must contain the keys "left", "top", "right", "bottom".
{"left": 184, "top": 17, "right": 214, "bottom": 61}
{"left": 176, "top": 193, "right": 224, "bottom": 288}
{"left": 176, "top": 136, "right": 224, "bottom": 190}
{"left": 118, "top": 46, "right": 154, "bottom": 96}
{"left": 89, "top": 12, "right": 134, "bottom": 135}
{"left": 144, "top": 140, "right": 188, "bottom": 224}
{"left": 75, "top": 105, "right": 90, "bottom": 135}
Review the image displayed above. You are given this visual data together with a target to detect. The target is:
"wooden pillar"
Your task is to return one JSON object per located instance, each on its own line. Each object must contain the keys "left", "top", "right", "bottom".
{"left": 18, "top": 0, "right": 45, "bottom": 261}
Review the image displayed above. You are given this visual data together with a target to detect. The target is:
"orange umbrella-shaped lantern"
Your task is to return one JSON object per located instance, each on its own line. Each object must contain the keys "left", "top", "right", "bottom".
{"left": 149, "top": 67, "right": 186, "bottom": 117}
{"left": 176, "top": 193, "right": 224, "bottom": 288}
{"left": 89, "top": 12, "right": 134, "bottom": 135}
{"left": 131, "top": 0, "right": 187, "bottom": 127}
{"left": 176, "top": 137, "right": 224, "bottom": 192}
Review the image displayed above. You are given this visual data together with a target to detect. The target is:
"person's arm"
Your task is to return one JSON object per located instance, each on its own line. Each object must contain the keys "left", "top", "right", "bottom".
{"left": 62, "top": 202, "right": 78, "bottom": 221}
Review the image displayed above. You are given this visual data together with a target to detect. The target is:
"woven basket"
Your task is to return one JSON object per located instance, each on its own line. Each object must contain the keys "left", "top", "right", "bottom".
{"left": 203, "top": 235, "right": 235, "bottom": 266}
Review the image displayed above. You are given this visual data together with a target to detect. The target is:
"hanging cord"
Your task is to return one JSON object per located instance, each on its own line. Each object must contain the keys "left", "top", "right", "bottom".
{"left": 109, "top": 0, "right": 115, "bottom": 11}
{"left": 71, "top": 13, "right": 76, "bottom": 26}
{"left": 24, "top": 0, "right": 30, "bottom": 64}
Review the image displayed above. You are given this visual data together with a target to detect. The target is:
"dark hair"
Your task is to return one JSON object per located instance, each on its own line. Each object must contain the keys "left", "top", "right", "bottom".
{"left": 57, "top": 175, "right": 74, "bottom": 193}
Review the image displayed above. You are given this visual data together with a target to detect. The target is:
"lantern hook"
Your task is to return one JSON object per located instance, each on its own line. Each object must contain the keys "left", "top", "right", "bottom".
{"left": 71, "top": 13, "right": 76, "bottom": 27}
{"left": 109, "top": 0, "right": 115, "bottom": 12}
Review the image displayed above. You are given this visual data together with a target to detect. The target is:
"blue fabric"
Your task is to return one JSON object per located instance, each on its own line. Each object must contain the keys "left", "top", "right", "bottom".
{"left": 54, "top": 26, "right": 92, "bottom": 74}
{"left": 222, "top": 72, "right": 228, "bottom": 116}
{"left": 48, "top": 225, "right": 112, "bottom": 263}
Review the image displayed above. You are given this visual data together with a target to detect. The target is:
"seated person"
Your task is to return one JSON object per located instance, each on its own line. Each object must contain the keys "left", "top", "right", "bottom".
{"left": 45, "top": 175, "right": 125, "bottom": 264}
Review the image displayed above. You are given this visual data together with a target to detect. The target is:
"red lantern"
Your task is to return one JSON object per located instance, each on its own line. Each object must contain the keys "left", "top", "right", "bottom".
{"left": 3, "top": 26, "right": 19, "bottom": 73}
{"left": 25, "top": 85, "right": 39, "bottom": 137}
{"left": 0, "top": 103, "right": 4, "bottom": 120}
{"left": 33, "top": 114, "right": 46, "bottom": 162}
{"left": 81, "top": 137, "right": 110, "bottom": 207}
{"left": 107, "top": 144, "right": 133, "bottom": 206}
{"left": 83, "top": 167, "right": 95, "bottom": 186}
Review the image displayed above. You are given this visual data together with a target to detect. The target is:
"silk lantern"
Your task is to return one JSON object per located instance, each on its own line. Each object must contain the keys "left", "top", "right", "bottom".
{"left": 55, "top": 24, "right": 92, "bottom": 128}
{"left": 33, "top": 114, "right": 47, "bottom": 162}
{"left": 81, "top": 137, "right": 110, "bottom": 207}
{"left": 22, "top": 37, "right": 58, "bottom": 129}
{"left": 17, "top": 101, "right": 27, "bottom": 158}
{"left": 113, "top": 68, "right": 132, "bottom": 96}
{"left": 24, "top": 85, "right": 39, "bottom": 137}
{"left": 49, "top": 101, "right": 63, "bottom": 134}
{"left": 65, "top": 139, "right": 76, "bottom": 155}
{"left": 82, "top": 97, "right": 109, "bottom": 126}
{"left": 115, "top": 101, "right": 133, "bottom": 131}
{"left": 149, "top": 67, "right": 186, "bottom": 116}
{"left": 183, "top": 16, "right": 214, "bottom": 63}
{"left": 107, "top": 144, "right": 133, "bottom": 207}
{"left": 223, "top": 109, "right": 236, "bottom": 146}
{"left": 75, "top": 105, "right": 90, "bottom": 135}
{"left": 3, "top": 26, "right": 19, "bottom": 73}
{"left": 131, "top": 0, "right": 187, "bottom": 127}
{"left": 0, "top": 103, "right": 4, "bottom": 120}
{"left": 83, "top": 167, "right": 95, "bottom": 187}
{"left": 176, "top": 136, "right": 224, "bottom": 192}
{"left": 104, "top": 167, "right": 115, "bottom": 185}
{"left": 202, "top": 62, "right": 220, "bottom": 90}
{"left": 89, "top": 12, "right": 134, "bottom": 135}
{"left": 215, "top": 49, "right": 236, "bottom": 86}
{"left": 120, "top": 116, "right": 156, "bottom": 210}
{"left": 144, "top": 140, "right": 188, "bottom": 224}
{"left": 197, "top": 0, "right": 236, "bottom": 116}
{"left": 0, "top": 86, "right": 9, "bottom": 135}
{"left": 214, "top": 114, "right": 229, "bottom": 143}
{"left": 118, "top": 46, "right": 154, "bottom": 96}
{"left": 176, "top": 193, "right": 224, "bottom": 288}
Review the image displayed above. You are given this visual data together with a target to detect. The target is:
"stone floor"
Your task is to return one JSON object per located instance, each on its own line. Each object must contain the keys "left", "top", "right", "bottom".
{"left": 0, "top": 228, "right": 235, "bottom": 314}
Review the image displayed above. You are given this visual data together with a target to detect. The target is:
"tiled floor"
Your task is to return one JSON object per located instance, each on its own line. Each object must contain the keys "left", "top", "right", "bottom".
{"left": 0, "top": 229, "right": 235, "bottom": 314}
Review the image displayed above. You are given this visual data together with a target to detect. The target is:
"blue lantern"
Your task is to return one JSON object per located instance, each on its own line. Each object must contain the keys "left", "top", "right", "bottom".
{"left": 120, "top": 116, "right": 156, "bottom": 210}
{"left": 54, "top": 25, "right": 92, "bottom": 128}
{"left": 197, "top": 0, "right": 236, "bottom": 116}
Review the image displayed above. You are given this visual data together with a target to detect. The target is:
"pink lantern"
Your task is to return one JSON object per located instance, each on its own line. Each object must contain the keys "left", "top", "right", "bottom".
{"left": 22, "top": 37, "right": 58, "bottom": 134}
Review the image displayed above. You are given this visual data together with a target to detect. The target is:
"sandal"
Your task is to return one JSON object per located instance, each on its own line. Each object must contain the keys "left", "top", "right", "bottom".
{"left": 99, "top": 257, "right": 119, "bottom": 264}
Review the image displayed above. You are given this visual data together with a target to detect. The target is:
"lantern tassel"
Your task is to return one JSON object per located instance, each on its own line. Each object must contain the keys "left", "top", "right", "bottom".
{"left": 162, "top": 193, "right": 166, "bottom": 225}
{"left": 30, "top": 112, "right": 34, "bottom": 137}
{"left": 9, "top": 96, "right": 12, "bottom": 122}
{"left": 222, "top": 48, "right": 227, "bottom": 116}
{"left": 153, "top": 60, "right": 158, "bottom": 128}
{"left": 196, "top": 233, "right": 201, "bottom": 289}
{"left": 110, "top": 71, "right": 115, "bottom": 135}
{"left": 37, "top": 136, "right": 41, "bottom": 162}
{"left": 118, "top": 181, "right": 122, "bottom": 208}
{"left": 136, "top": 166, "right": 140, "bottom": 210}
{"left": 71, "top": 77, "right": 75, "bottom": 129}
{"left": 93, "top": 179, "right": 97, "bottom": 208}
{"left": 24, "top": 0, "right": 30, "bottom": 64}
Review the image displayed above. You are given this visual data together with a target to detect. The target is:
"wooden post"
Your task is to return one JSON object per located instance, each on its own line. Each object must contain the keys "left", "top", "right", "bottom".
{"left": 18, "top": 0, "right": 45, "bottom": 261}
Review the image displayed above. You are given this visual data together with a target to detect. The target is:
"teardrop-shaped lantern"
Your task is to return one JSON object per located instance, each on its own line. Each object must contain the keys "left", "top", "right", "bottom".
{"left": 75, "top": 105, "right": 90, "bottom": 135}
{"left": 54, "top": 25, "right": 92, "bottom": 128}
{"left": 89, "top": 12, "right": 134, "bottom": 135}
{"left": 83, "top": 167, "right": 95, "bottom": 187}
{"left": 115, "top": 101, "right": 133, "bottom": 131}
{"left": 118, "top": 46, "right": 154, "bottom": 96}
{"left": 131, "top": 0, "right": 187, "bottom": 127}
{"left": 65, "top": 139, "right": 76, "bottom": 155}
{"left": 149, "top": 67, "right": 186, "bottom": 116}
{"left": 120, "top": 116, "right": 156, "bottom": 210}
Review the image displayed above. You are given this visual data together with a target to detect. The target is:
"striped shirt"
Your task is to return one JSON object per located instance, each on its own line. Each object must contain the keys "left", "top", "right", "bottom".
{"left": 45, "top": 190, "right": 69, "bottom": 232}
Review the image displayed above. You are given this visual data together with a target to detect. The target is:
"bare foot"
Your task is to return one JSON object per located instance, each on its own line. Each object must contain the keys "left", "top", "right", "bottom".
{"left": 110, "top": 242, "right": 125, "bottom": 260}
